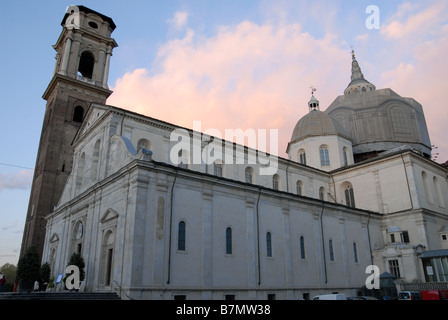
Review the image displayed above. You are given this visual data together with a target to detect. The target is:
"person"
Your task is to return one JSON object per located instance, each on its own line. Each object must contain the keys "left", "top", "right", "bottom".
{"left": 34, "top": 280, "right": 40, "bottom": 291}
{"left": 0, "top": 272, "right": 6, "bottom": 292}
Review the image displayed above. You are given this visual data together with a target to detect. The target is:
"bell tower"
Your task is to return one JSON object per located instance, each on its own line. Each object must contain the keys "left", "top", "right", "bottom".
{"left": 21, "top": 6, "right": 118, "bottom": 258}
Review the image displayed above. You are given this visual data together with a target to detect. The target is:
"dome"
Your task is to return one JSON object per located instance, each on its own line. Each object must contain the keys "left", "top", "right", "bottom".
{"left": 290, "top": 110, "right": 352, "bottom": 144}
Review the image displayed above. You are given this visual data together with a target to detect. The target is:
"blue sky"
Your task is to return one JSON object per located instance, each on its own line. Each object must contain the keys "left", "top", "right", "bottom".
{"left": 1, "top": 0, "right": 447, "bottom": 266}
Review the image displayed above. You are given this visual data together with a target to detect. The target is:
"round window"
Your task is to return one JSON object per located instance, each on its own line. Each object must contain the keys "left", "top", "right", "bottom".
{"left": 88, "top": 21, "right": 98, "bottom": 29}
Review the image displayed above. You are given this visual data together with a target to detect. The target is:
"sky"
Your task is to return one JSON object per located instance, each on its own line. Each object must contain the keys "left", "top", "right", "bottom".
{"left": 1, "top": 0, "right": 447, "bottom": 266}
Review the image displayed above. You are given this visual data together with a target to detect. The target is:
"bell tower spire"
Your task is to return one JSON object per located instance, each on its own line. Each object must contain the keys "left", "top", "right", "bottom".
{"left": 308, "top": 86, "right": 319, "bottom": 112}
{"left": 350, "top": 49, "right": 365, "bottom": 82}
{"left": 21, "top": 6, "right": 118, "bottom": 258}
{"left": 344, "top": 49, "right": 376, "bottom": 95}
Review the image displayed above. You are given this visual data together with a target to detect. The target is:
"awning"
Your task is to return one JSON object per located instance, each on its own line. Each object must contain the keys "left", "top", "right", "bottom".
{"left": 419, "top": 249, "right": 448, "bottom": 259}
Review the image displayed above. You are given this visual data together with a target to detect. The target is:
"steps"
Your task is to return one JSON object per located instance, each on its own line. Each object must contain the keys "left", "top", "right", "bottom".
{"left": 0, "top": 291, "right": 121, "bottom": 300}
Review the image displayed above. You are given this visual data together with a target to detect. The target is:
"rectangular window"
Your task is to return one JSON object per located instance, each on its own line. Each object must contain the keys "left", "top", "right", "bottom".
{"left": 390, "top": 234, "right": 395, "bottom": 243}
{"left": 226, "top": 227, "right": 232, "bottom": 255}
{"left": 401, "top": 231, "right": 410, "bottom": 243}
{"left": 353, "top": 243, "right": 358, "bottom": 263}
{"left": 178, "top": 221, "right": 186, "bottom": 251}
{"left": 389, "top": 259, "right": 401, "bottom": 278}
{"left": 300, "top": 236, "right": 306, "bottom": 259}
{"left": 105, "top": 248, "right": 113, "bottom": 286}
{"left": 329, "top": 239, "right": 334, "bottom": 261}
{"left": 266, "top": 232, "right": 272, "bottom": 257}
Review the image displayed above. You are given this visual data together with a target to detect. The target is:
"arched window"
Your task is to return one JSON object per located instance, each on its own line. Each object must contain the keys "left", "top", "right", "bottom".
{"left": 300, "top": 236, "right": 305, "bottom": 259}
{"left": 266, "top": 232, "right": 272, "bottom": 257}
{"left": 226, "top": 227, "right": 232, "bottom": 255}
{"left": 178, "top": 150, "right": 189, "bottom": 169}
{"left": 296, "top": 180, "right": 303, "bottom": 196}
{"left": 213, "top": 161, "right": 223, "bottom": 177}
{"left": 78, "top": 51, "right": 95, "bottom": 79}
{"left": 273, "top": 174, "right": 280, "bottom": 190}
{"left": 422, "top": 171, "right": 434, "bottom": 204}
{"left": 91, "top": 139, "right": 100, "bottom": 180}
{"left": 434, "top": 176, "right": 445, "bottom": 207}
{"left": 245, "top": 167, "right": 254, "bottom": 184}
{"left": 75, "top": 152, "right": 85, "bottom": 193}
{"left": 344, "top": 184, "right": 356, "bottom": 208}
{"left": 137, "top": 138, "right": 151, "bottom": 152}
{"left": 319, "top": 187, "right": 325, "bottom": 201}
{"left": 73, "top": 106, "right": 84, "bottom": 123}
{"left": 298, "top": 149, "right": 306, "bottom": 165}
{"left": 73, "top": 221, "right": 83, "bottom": 254}
{"left": 156, "top": 197, "right": 165, "bottom": 239}
{"left": 329, "top": 239, "right": 334, "bottom": 261}
{"left": 343, "top": 147, "right": 348, "bottom": 166}
{"left": 320, "top": 145, "right": 330, "bottom": 166}
{"left": 178, "top": 221, "right": 186, "bottom": 251}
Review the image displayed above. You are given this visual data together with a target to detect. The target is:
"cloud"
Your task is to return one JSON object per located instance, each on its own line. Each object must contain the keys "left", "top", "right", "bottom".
{"left": 354, "top": 34, "right": 368, "bottom": 42}
{"left": 1, "top": 220, "right": 23, "bottom": 234}
{"left": 167, "top": 11, "right": 189, "bottom": 30}
{"left": 381, "top": 1, "right": 448, "bottom": 40}
{"left": 108, "top": 20, "right": 349, "bottom": 157}
{"left": 380, "top": 1, "right": 448, "bottom": 162}
{"left": 0, "top": 170, "right": 33, "bottom": 191}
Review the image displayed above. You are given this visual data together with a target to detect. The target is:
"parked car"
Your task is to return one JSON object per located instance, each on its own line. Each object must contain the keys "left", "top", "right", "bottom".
{"left": 312, "top": 294, "right": 347, "bottom": 300}
{"left": 357, "top": 296, "right": 378, "bottom": 300}
{"left": 398, "top": 291, "right": 422, "bottom": 300}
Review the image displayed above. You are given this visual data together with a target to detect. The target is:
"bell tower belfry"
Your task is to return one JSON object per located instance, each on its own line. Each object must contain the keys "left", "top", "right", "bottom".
{"left": 21, "top": 6, "right": 117, "bottom": 257}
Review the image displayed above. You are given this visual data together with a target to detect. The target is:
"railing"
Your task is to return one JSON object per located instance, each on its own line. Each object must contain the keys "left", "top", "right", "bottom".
{"left": 112, "top": 280, "right": 134, "bottom": 300}
{"left": 397, "top": 282, "right": 448, "bottom": 291}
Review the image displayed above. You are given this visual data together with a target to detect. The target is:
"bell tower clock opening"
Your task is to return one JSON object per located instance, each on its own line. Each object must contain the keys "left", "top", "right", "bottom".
{"left": 20, "top": 6, "right": 117, "bottom": 258}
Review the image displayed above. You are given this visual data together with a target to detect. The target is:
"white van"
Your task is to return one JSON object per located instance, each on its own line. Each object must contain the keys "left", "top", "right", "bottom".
{"left": 312, "top": 294, "right": 347, "bottom": 300}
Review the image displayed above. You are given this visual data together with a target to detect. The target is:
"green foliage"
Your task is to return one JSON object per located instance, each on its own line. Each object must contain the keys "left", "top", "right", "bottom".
{"left": 16, "top": 246, "right": 41, "bottom": 282}
{"left": 40, "top": 262, "right": 51, "bottom": 284}
{"left": 67, "top": 252, "right": 85, "bottom": 281}
{"left": 0, "top": 263, "right": 17, "bottom": 292}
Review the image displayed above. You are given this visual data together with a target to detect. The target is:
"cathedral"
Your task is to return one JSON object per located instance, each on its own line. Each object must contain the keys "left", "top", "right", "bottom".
{"left": 22, "top": 6, "right": 448, "bottom": 299}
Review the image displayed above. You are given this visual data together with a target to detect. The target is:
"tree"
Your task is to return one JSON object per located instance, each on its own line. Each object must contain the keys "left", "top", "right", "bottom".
{"left": 39, "top": 262, "right": 51, "bottom": 291}
{"left": 67, "top": 252, "right": 85, "bottom": 282}
{"left": 16, "top": 246, "right": 41, "bottom": 292}
{"left": 0, "top": 263, "right": 17, "bottom": 292}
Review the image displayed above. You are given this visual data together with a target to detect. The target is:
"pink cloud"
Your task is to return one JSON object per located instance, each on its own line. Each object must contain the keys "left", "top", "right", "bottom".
{"left": 107, "top": 2, "right": 448, "bottom": 163}
{"left": 108, "top": 21, "right": 348, "bottom": 157}
{"left": 0, "top": 170, "right": 33, "bottom": 191}
{"left": 381, "top": 2, "right": 448, "bottom": 163}
{"left": 381, "top": 1, "right": 448, "bottom": 39}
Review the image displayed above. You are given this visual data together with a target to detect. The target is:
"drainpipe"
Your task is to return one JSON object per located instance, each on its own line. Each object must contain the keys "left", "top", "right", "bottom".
{"left": 166, "top": 170, "right": 178, "bottom": 284}
{"left": 367, "top": 212, "right": 373, "bottom": 266}
{"left": 401, "top": 153, "right": 414, "bottom": 211}
{"left": 320, "top": 200, "right": 328, "bottom": 284}
{"left": 256, "top": 188, "right": 262, "bottom": 285}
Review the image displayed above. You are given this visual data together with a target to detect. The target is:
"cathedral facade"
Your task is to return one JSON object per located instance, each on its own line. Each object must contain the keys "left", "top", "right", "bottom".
{"left": 30, "top": 6, "right": 448, "bottom": 299}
